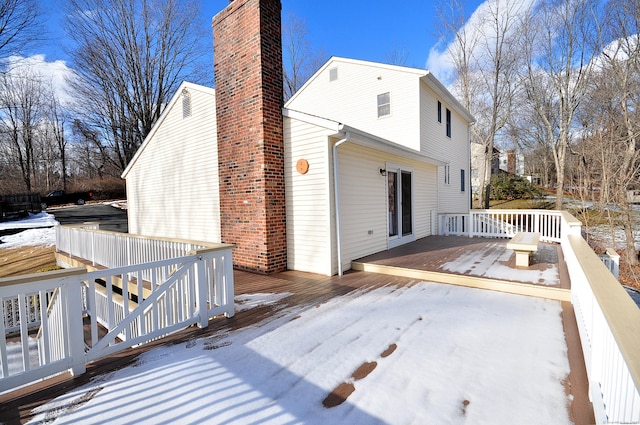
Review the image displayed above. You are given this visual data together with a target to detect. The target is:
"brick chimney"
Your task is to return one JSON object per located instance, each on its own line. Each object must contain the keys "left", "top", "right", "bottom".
{"left": 212, "top": 0, "right": 286, "bottom": 273}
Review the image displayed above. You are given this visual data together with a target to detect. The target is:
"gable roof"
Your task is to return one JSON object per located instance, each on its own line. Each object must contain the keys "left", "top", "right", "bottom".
{"left": 121, "top": 81, "right": 216, "bottom": 178}
{"left": 283, "top": 108, "right": 447, "bottom": 166}
{"left": 286, "top": 56, "right": 475, "bottom": 124}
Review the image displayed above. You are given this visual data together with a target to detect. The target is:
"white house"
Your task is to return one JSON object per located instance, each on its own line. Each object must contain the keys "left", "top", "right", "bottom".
{"left": 121, "top": 0, "right": 474, "bottom": 276}
{"left": 121, "top": 58, "right": 474, "bottom": 276}
{"left": 283, "top": 58, "right": 474, "bottom": 275}
{"left": 122, "top": 82, "right": 220, "bottom": 244}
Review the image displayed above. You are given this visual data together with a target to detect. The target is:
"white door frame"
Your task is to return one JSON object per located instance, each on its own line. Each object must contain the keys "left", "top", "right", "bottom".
{"left": 386, "top": 162, "right": 415, "bottom": 248}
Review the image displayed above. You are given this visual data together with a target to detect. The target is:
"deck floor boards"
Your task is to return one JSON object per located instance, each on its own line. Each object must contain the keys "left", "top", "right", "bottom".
{"left": 0, "top": 236, "right": 594, "bottom": 424}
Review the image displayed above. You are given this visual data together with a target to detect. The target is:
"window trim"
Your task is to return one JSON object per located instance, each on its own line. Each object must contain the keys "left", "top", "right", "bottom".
{"left": 460, "top": 169, "right": 466, "bottom": 192}
{"left": 377, "top": 92, "right": 391, "bottom": 118}
{"left": 446, "top": 108, "right": 451, "bottom": 138}
{"left": 437, "top": 101, "right": 442, "bottom": 123}
{"left": 444, "top": 164, "right": 450, "bottom": 185}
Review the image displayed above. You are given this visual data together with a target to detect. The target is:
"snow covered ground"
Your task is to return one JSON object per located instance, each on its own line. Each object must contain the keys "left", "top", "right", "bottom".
{"left": 586, "top": 224, "right": 640, "bottom": 251}
{"left": 25, "top": 284, "right": 572, "bottom": 424}
{"left": 0, "top": 212, "right": 58, "bottom": 249}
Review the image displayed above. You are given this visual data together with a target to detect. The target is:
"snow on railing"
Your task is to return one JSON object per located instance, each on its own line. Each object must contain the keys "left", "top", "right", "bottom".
{"left": 0, "top": 245, "right": 234, "bottom": 394}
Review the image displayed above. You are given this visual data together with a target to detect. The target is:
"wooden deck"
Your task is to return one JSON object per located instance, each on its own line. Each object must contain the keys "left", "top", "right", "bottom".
{"left": 0, "top": 236, "right": 594, "bottom": 424}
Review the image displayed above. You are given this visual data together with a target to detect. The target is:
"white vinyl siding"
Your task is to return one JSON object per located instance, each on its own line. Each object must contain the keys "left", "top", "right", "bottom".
{"left": 419, "top": 82, "right": 470, "bottom": 214}
{"left": 286, "top": 59, "right": 422, "bottom": 151}
{"left": 126, "top": 84, "right": 220, "bottom": 243}
{"left": 284, "top": 117, "right": 333, "bottom": 275}
{"left": 337, "top": 143, "right": 438, "bottom": 273}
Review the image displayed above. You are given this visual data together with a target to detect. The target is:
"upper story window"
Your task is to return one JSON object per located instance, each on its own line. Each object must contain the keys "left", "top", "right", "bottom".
{"left": 446, "top": 108, "right": 451, "bottom": 138}
{"left": 377, "top": 92, "right": 391, "bottom": 117}
{"left": 437, "top": 101, "right": 442, "bottom": 123}
{"left": 460, "top": 169, "right": 466, "bottom": 192}
{"left": 444, "top": 165, "right": 450, "bottom": 185}
{"left": 329, "top": 67, "right": 338, "bottom": 82}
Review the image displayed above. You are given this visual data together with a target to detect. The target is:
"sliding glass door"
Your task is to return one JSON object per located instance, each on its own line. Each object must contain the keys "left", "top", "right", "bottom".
{"left": 387, "top": 163, "right": 414, "bottom": 248}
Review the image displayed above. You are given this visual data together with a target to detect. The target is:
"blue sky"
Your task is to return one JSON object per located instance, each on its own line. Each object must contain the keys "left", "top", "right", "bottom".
{"left": 17, "top": 0, "right": 488, "bottom": 104}
{"left": 202, "top": 1, "right": 482, "bottom": 71}
{"left": 36, "top": 1, "right": 484, "bottom": 80}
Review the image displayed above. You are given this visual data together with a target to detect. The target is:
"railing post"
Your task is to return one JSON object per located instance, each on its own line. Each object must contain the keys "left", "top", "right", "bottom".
{"left": 66, "top": 278, "right": 86, "bottom": 376}
{"left": 604, "top": 248, "right": 620, "bottom": 280}
{"left": 195, "top": 255, "right": 209, "bottom": 328}
{"left": 223, "top": 250, "right": 235, "bottom": 318}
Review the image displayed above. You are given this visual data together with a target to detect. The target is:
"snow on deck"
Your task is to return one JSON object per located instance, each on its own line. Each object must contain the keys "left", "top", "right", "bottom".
{"left": 441, "top": 241, "right": 560, "bottom": 286}
{"left": 28, "top": 282, "right": 572, "bottom": 424}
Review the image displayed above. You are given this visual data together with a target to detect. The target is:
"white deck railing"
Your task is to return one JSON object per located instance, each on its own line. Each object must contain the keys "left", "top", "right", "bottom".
{"left": 56, "top": 223, "right": 210, "bottom": 269}
{"left": 440, "top": 209, "right": 640, "bottom": 423}
{"left": 563, "top": 235, "right": 640, "bottom": 424}
{"left": 0, "top": 234, "right": 235, "bottom": 393}
{"left": 440, "top": 209, "right": 565, "bottom": 242}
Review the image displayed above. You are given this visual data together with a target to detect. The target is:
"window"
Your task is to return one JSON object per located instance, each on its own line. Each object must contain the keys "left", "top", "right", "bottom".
{"left": 182, "top": 89, "right": 191, "bottom": 118}
{"left": 377, "top": 92, "right": 390, "bottom": 117}
{"left": 444, "top": 165, "right": 450, "bottom": 185}
{"left": 329, "top": 67, "right": 338, "bottom": 82}
{"left": 446, "top": 108, "right": 451, "bottom": 138}
{"left": 437, "top": 101, "right": 442, "bottom": 123}
{"left": 460, "top": 169, "right": 466, "bottom": 192}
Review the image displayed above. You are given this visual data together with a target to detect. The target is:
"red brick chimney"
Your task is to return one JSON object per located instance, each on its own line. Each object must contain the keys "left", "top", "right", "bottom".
{"left": 212, "top": 0, "right": 286, "bottom": 273}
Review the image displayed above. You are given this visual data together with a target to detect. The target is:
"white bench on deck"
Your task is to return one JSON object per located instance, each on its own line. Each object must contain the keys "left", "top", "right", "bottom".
{"left": 506, "top": 232, "right": 541, "bottom": 268}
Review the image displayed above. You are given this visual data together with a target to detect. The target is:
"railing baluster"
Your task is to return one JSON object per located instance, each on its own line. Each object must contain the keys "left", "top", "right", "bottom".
{"left": 18, "top": 295, "right": 30, "bottom": 372}
{"left": 0, "top": 305, "right": 8, "bottom": 378}
{"left": 38, "top": 290, "right": 50, "bottom": 365}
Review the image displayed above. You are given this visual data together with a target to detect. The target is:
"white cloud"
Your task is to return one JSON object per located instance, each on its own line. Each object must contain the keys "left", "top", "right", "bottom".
{"left": 3, "top": 54, "right": 77, "bottom": 106}
{"left": 426, "top": 0, "right": 539, "bottom": 85}
{"left": 592, "top": 34, "right": 639, "bottom": 70}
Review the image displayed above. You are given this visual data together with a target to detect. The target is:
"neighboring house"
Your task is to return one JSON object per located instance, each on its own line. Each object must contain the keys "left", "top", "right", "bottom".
{"left": 471, "top": 145, "right": 527, "bottom": 197}
{"left": 498, "top": 149, "right": 525, "bottom": 176}
{"left": 121, "top": 0, "right": 474, "bottom": 276}
{"left": 470, "top": 142, "right": 499, "bottom": 197}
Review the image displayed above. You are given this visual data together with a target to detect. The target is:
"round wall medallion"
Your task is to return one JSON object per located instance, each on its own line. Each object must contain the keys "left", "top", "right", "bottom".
{"left": 296, "top": 159, "right": 309, "bottom": 174}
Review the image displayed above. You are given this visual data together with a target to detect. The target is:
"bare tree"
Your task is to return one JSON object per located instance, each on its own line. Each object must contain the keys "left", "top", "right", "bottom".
{"left": 0, "top": 0, "right": 43, "bottom": 63}
{"left": 521, "top": 0, "right": 598, "bottom": 210}
{"left": 66, "top": 0, "right": 210, "bottom": 171}
{"left": 584, "top": 0, "right": 640, "bottom": 265}
{"left": 437, "top": 0, "right": 527, "bottom": 208}
{"left": 282, "top": 13, "right": 328, "bottom": 101}
{"left": 0, "top": 68, "right": 46, "bottom": 191}
{"left": 384, "top": 45, "right": 411, "bottom": 66}
{"left": 47, "top": 92, "right": 69, "bottom": 190}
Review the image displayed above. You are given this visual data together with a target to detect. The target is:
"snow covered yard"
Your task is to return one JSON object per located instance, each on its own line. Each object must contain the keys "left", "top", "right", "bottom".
{"left": 27, "top": 282, "right": 572, "bottom": 424}
{"left": 0, "top": 212, "right": 58, "bottom": 249}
